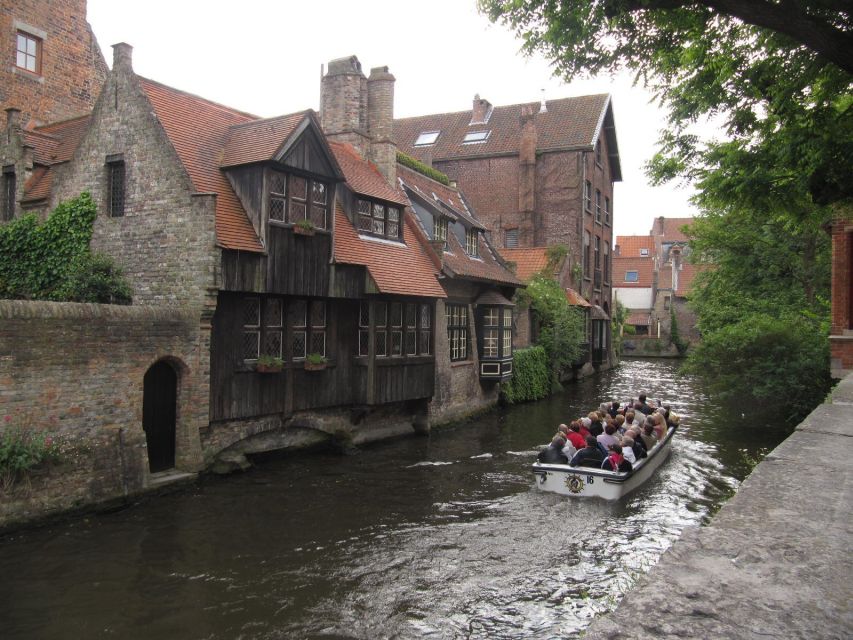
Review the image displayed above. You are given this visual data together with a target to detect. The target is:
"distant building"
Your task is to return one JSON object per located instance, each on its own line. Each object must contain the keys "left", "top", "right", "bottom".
{"left": 614, "top": 216, "right": 701, "bottom": 351}
{"left": 395, "top": 93, "right": 622, "bottom": 369}
{"left": 830, "top": 216, "right": 853, "bottom": 377}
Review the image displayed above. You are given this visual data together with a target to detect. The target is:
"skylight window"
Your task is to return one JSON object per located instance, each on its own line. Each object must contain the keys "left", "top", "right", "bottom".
{"left": 415, "top": 131, "right": 440, "bottom": 146}
{"left": 640, "top": 248, "right": 649, "bottom": 256}
{"left": 463, "top": 131, "right": 490, "bottom": 144}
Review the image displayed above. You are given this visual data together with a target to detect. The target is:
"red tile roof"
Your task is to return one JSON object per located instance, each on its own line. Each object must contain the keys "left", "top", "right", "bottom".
{"left": 25, "top": 115, "right": 91, "bottom": 165}
{"left": 395, "top": 94, "right": 610, "bottom": 160}
{"left": 397, "top": 165, "right": 484, "bottom": 229}
{"left": 565, "top": 287, "right": 591, "bottom": 307}
{"left": 613, "top": 256, "right": 654, "bottom": 287}
{"left": 441, "top": 229, "right": 522, "bottom": 287}
{"left": 330, "top": 142, "right": 408, "bottom": 206}
{"left": 21, "top": 166, "right": 52, "bottom": 203}
{"left": 333, "top": 202, "right": 445, "bottom": 298}
{"left": 652, "top": 217, "right": 694, "bottom": 242}
{"left": 627, "top": 311, "right": 652, "bottom": 326}
{"left": 498, "top": 247, "right": 551, "bottom": 281}
{"left": 615, "top": 235, "right": 654, "bottom": 258}
{"left": 659, "top": 262, "right": 704, "bottom": 296}
{"left": 138, "top": 77, "right": 264, "bottom": 253}
{"left": 220, "top": 111, "right": 310, "bottom": 167}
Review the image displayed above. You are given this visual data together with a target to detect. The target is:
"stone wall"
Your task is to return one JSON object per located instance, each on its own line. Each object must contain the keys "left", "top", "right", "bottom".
{"left": 0, "top": 0, "right": 107, "bottom": 126}
{"left": 49, "top": 45, "right": 220, "bottom": 306}
{"left": 0, "top": 300, "right": 207, "bottom": 530}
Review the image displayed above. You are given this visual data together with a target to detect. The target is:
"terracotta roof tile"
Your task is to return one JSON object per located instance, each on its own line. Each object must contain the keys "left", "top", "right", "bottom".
{"left": 565, "top": 287, "right": 591, "bottom": 307}
{"left": 396, "top": 165, "right": 485, "bottom": 230}
{"left": 330, "top": 142, "right": 408, "bottom": 206}
{"left": 613, "top": 256, "right": 654, "bottom": 287}
{"left": 441, "top": 230, "right": 523, "bottom": 287}
{"left": 220, "top": 111, "right": 309, "bottom": 167}
{"left": 394, "top": 94, "right": 609, "bottom": 160}
{"left": 498, "top": 247, "right": 550, "bottom": 281}
{"left": 615, "top": 235, "right": 655, "bottom": 258}
{"left": 333, "top": 202, "right": 445, "bottom": 298}
{"left": 653, "top": 217, "right": 694, "bottom": 242}
{"left": 21, "top": 166, "right": 52, "bottom": 202}
{"left": 26, "top": 115, "right": 91, "bottom": 165}
{"left": 138, "top": 77, "right": 264, "bottom": 253}
{"left": 627, "top": 311, "right": 652, "bottom": 326}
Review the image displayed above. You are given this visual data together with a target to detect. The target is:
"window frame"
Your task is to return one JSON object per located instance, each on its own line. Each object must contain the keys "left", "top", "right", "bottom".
{"left": 360, "top": 300, "right": 432, "bottom": 358}
{"left": 106, "top": 155, "right": 125, "bottom": 218}
{"left": 414, "top": 131, "right": 440, "bottom": 146}
{"left": 242, "top": 296, "right": 329, "bottom": 365}
{"left": 446, "top": 303, "right": 469, "bottom": 362}
{"left": 463, "top": 130, "right": 491, "bottom": 144}
{"left": 15, "top": 30, "right": 42, "bottom": 75}
{"left": 268, "top": 169, "right": 330, "bottom": 230}
{"left": 505, "top": 227, "right": 519, "bottom": 249}
{"left": 595, "top": 189, "right": 602, "bottom": 223}
{"left": 625, "top": 270, "right": 639, "bottom": 283}
{"left": 604, "top": 196, "right": 611, "bottom": 226}
{"left": 433, "top": 215, "right": 448, "bottom": 246}
{"left": 2, "top": 165, "right": 16, "bottom": 222}
{"left": 584, "top": 180, "right": 592, "bottom": 212}
{"left": 465, "top": 228, "right": 479, "bottom": 257}
{"left": 357, "top": 198, "right": 402, "bottom": 241}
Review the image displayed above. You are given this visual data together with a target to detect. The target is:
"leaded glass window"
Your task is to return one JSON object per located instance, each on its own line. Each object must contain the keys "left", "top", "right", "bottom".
{"left": 309, "top": 301, "right": 326, "bottom": 357}
{"left": 503, "top": 308, "right": 513, "bottom": 356}
{"left": 269, "top": 171, "right": 286, "bottom": 222}
{"left": 465, "top": 229, "right": 479, "bottom": 257}
{"left": 2, "top": 166, "right": 15, "bottom": 222}
{"left": 263, "top": 298, "right": 283, "bottom": 358}
{"left": 290, "top": 299, "right": 307, "bottom": 359}
{"left": 357, "top": 199, "right": 402, "bottom": 240}
{"left": 434, "top": 216, "right": 447, "bottom": 245}
{"left": 446, "top": 303, "right": 468, "bottom": 361}
{"left": 419, "top": 304, "right": 431, "bottom": 355}
{"left": 107, "top": 159, "right": 125, "bottom": 218}
{"left": 482, "top": 307, "right": 499, "bottom": 358}
{"left": 311, "top": 181, "right": 328, "bottom": 229}
{"left": 242, "top": 297, "right": 261, "bottom": 360}
{"left": 288, "top": 175, "right": 307, "bottom": 223}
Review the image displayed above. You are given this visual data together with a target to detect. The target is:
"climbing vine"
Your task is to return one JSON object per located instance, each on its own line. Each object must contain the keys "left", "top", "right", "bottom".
{"left": 500, "top": 346, "right": 550, "bottom": 404}
{"left": 0, "top": 192, "right": 131, "bottom": 303}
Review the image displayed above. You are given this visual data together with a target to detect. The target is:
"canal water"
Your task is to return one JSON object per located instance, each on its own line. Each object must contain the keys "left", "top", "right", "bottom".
{"left": 0, "top": 359, "right": 791, "bottom": 639}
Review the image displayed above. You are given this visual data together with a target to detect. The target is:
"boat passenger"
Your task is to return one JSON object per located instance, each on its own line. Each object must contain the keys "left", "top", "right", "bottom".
{"left": 601, "top": 443, "right": 633, "bottom": 472}
{"left": 579, "top": 417, "right": 592, "bottom": 438}
{"left": 624, "top": 410, "right": 639, "bottom": 428}
{"left": 636, "top": 393, "right": 653, "bottom": 415}
{"left": 587, "top": 412, "right": 604, "bottom": 437}
{"left": 626, "top": 433, "right": 647, "bottom": 460}
{"left": 648, "top": 414, "right": 665, "bottom": 440}
{"left": 609, "top": 401, "right": 621, "bottom": 418}
{"left": 538, "top": 436, "right": 570, "bottom": 464}
{"left": 614, "top": 414, "right": 626, "bottom": 434}
{"left": 566, "top": 423, "right": 587, "bottom": 450}
{"left": 620, "top": 436, "right": 637, "bottom": 464}
{"left": 569, "top": 436, "right": 605, "bottom": 467}
{"left": 597, "top": 423, "right": 619, "bottom": 450}
{"left": 640, "top": 423, "right": 659, "bottom": 450}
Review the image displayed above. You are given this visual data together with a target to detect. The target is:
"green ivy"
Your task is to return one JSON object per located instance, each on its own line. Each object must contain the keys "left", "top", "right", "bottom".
{"left": 0, "top": 192, "right": 132, "bottom": 303}
{"left": 396, "top": 152, "right": 451, "bottom": 186}
{"left": 500, "top": 346, "right": 550, "bottom": 404}
{"left": 0, "top": 425, "right": 62, "bottom": 491}
{"left": 669, "top": 309, "right": 689, "bottom": 356}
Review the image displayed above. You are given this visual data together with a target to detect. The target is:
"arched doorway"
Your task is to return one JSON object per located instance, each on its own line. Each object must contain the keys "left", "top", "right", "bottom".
{"left": 143, "top": 360, "right": 177, "bottom": 473}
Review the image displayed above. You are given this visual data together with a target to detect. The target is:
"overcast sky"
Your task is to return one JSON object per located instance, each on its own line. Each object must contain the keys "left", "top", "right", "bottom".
{"left": 87, "top": 0, "right": 698, "bottom": 237}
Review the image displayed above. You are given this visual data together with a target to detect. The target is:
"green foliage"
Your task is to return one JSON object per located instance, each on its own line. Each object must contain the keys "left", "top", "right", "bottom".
{"left": 669, "top": 309, "right": 688, "bottom": 356}
{"left": 257, "top": 354, "right": 284, "bottom": 367}
{"left": 544, "top": 244, "right": 568, "bottom": 270}
{"left": 396, "top": 152, "right": 451, "bottom": 186}
{"left": 306, "top": 352, "right": 328, "bottom": 365}
{"left": 520, "top": 273, "right": 586, "bottom": 380}
{"left": 611, "top": 299, "right": 628, "bottom": 356}
{"left": 0, "top": 421, "right": 62, "bottom": 491}
{"left": 500, "top": 346, "right": 550, "bottom": 404}
{"left": 0, "top": 193, "right": 132, "bottom": 303}
{"left": 684, "top": 313, "right": 831, "bottom": 422}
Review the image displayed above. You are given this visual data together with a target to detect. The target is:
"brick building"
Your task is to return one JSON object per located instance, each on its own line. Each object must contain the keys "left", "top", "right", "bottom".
{"left": 0, "top": 43, "right": 521, "bottom": 488}
{"left": 394, "top": 93, "right": 621, "bottom": 368}
{"left": 830, "top": 215, "right": 853, "bottom": 377}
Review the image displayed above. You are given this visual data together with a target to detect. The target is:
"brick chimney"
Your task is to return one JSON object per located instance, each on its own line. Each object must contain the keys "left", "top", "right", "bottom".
{"left": 320, "top": 56, "right": 369, "bottom": 156}
{"left": 367, "top": 65, "right": 396, "bottom": 184}
{"left": 470, "top": 94, "right": 492, "bottom": 126}
{"left": 517, "top": 104, "right": 537, "bottom": 246}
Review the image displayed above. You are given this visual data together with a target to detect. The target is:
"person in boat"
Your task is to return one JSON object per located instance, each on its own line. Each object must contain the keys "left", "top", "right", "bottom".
{"left": 614, "top": 414, "right": 626, "bottom": 434}
{"left": 578, "top": 417, "right": 592, "bottom": 438}
{"left": 624, "top": 410, "right": 639, "bottom": 428}
{"left": 538, "top": 435, "right": 569, "bottom": 464}
{"left": 601, "top": 443, "right": 633, "bottom": 472}
{"left": 636, "top": 393, "right": 654, "bottom": 415}
{"left": 597, "top": 423, "right": 619, "bottom": 450}
{"left": 647, "top": 414, "right": 665, "bottom": 440}
{"left": 640, "top": 423, "right": 659, "bottom": 450}
{"left": 625, "top": 433, "right": 647, "bottom": 461}
{"left": 566, "top": 422, "right": 587, "bottom": 450}
{"left": 587, "top": 412, "right": 604, "bottom": 437}
{"left": 569, "top": 435, "right": 605, "bottom": 467}
{"left": 620, "top": 436, "right": 637, "bottom": 463}
{"left": 608, "top": 401, "right": 621, "bottom": 418}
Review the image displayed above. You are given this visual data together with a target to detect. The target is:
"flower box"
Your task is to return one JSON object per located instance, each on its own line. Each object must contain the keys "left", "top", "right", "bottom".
{"left": 303, "top": 361, "right": 327, "bottom": 371}
{"left": 293, "top": 223, "right": 315, "bottom": 236}
{"left": 255, "top": 363, "right": 283, "bottom": 373}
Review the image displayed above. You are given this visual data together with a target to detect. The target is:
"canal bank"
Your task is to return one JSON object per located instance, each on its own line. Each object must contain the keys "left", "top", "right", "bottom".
{"left": 585, "top": 373, "right": 853, "bottom": 639}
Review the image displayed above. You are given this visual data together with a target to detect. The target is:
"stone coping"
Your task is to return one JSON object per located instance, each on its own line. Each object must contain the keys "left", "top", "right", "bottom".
{"left": 0, "top": 299, "right": 200, "bottom": 322}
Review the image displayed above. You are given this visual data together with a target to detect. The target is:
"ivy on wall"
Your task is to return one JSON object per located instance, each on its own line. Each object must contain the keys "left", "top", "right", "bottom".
{"left": 500, "top": 346, "right": 550, "bottom": 404}
{"left": 0, "top": 192, "right": 132, "bottom": 304}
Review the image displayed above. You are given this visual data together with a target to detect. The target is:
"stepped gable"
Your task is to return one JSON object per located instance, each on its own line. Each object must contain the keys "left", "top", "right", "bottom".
{"left": 329, "top": 142, "right": 408, "bottom": 206}
{"left": 220, "top": 111, "right": 311, "bottom": 167}
{"left": 333, "top": 202, "right": 445, "bottom": 298}
{"left": 138, "top": 77, "right": 263, "bottom": 253}
{"left": 395, "top": 94, "right": 610, "bottom": 159}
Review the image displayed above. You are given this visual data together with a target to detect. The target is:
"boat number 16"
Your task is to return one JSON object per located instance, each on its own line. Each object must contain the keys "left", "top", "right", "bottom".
{"left": 586, "top": 476, "right": 595, "bottom": 484}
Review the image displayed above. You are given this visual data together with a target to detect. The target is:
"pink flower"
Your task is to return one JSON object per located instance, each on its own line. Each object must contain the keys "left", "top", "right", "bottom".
{"left": 44, "top": 437, "right": 53, "bottom": 447}
{"left": 3, "top": 415, "right": 10, "bottom": 423}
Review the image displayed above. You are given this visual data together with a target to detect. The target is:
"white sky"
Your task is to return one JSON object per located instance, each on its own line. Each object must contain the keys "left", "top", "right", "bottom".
{"left": 87, "top": 0, "right": 698, "bottom": 238}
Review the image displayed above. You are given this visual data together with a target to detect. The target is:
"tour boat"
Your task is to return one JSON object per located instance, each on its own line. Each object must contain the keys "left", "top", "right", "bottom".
{"left": 531, "top": 425, "right": 678, "bottom": 499}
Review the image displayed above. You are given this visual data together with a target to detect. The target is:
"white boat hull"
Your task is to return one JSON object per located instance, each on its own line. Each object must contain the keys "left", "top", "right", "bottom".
{"left": 532, "top": 426, "right": 677, "bottom": 499}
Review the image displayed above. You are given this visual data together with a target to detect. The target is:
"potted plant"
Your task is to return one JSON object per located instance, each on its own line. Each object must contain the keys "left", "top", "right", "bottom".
{"left": 293, "top": 219, "right": 315, "bottom": 236}
{"left": 255, "top": 354, "right": 284, "bottom": 373}
{"left": 303, "top": 352, "right": 328, "bottom": 371}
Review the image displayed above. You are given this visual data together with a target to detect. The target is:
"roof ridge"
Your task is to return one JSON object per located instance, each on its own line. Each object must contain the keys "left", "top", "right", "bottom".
{"left": 33, "top": 113, "right": 91, "bottom": 132}
{"left": 138, "top": 76, "right": 259, "bottom": 121}
{"left": 394, "top": 93, "right": 611, "bottom": 122}
{"left": 227, "top": 109, "right": 313, "bottom": 130}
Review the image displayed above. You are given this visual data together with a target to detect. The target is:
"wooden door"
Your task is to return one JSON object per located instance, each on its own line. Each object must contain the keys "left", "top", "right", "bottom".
{"left": 143, "top": 361, "right": 177, "bottom": 473}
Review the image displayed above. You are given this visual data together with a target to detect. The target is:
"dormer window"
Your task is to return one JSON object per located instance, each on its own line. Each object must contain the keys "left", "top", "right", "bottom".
{"left": 433, "top": 216, "right": 448, "bottom": 246}
{"left": 415, "top": 131, "right": 440, "bottom": 146}
{"left": 463, "top": 131, "right": 490, "bottom": 144}
{"left": 268, "top": 170, "right": 328, "bottom": 230}
{"left": 357, "top": 198, "right": 402, "bottom": 240}
{"left": 465, "top": 228, "right": 479, "bottom": 257}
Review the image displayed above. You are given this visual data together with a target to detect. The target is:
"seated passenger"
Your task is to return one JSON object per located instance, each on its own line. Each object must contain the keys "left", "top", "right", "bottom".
{"left": 609, "top": 401, "right": 621, "bottom": 418}
{"left": 569, "top": 436, "right": 605, "bottom": 467}
{"left": 587, "top": 412, "right": 604, "bottom": 437}
{"left": 648, "top": 415, "right": 665, "bottom": 440}
{"left": 579, "top": 417, "right": 592, "bottom": 438}
{"left": 640, "top": 423, "right": 659, "bottom": 450}
{"left": 597, "top": 423, "right": 619, "bottom": 450}
{"left": 627, "top": 428, "right": 648, "bottom": 458}
{"left": 566, "top": 422, "right": 587, "bottom": 450}
{"left": 601, "top": 443, "right": 633, "bottom": 472}
{"left": 538, "top": 436, "right": 569, "bottom": 464}
{"left": 614, "top": 414, "right": 626, "bottom": 434}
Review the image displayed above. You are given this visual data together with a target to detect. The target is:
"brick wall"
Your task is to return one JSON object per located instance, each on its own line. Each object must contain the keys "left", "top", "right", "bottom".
{"left": 49, "top": 46, "right": 219, "bottom": 306}
{"left": 830, "top": 221, "right": 853, "bottom": 376}
{"left": 0, "top": 0, "right": 107, "bottom": 126}
{"left": 0, "top": 300, "right": 207, "bottom": 529}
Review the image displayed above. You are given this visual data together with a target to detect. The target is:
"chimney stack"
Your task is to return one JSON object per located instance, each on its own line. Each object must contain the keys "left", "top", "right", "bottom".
{"left": 518, "top": 105, "right": 537, "bottom": 246}
{"left": 5, "top": 108, "right": 21, "bottom": 133}
{"left": 320, "top": 56, "right": 369, "bottom": 156}
{"left": 112, "top": 42, "right": 133, "bottom": 71}
{"left": 470, "top": 94, "right": 492, "bottom": 125}
{"left": 367, "top": 65, "right": 396, "bottom": 184}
